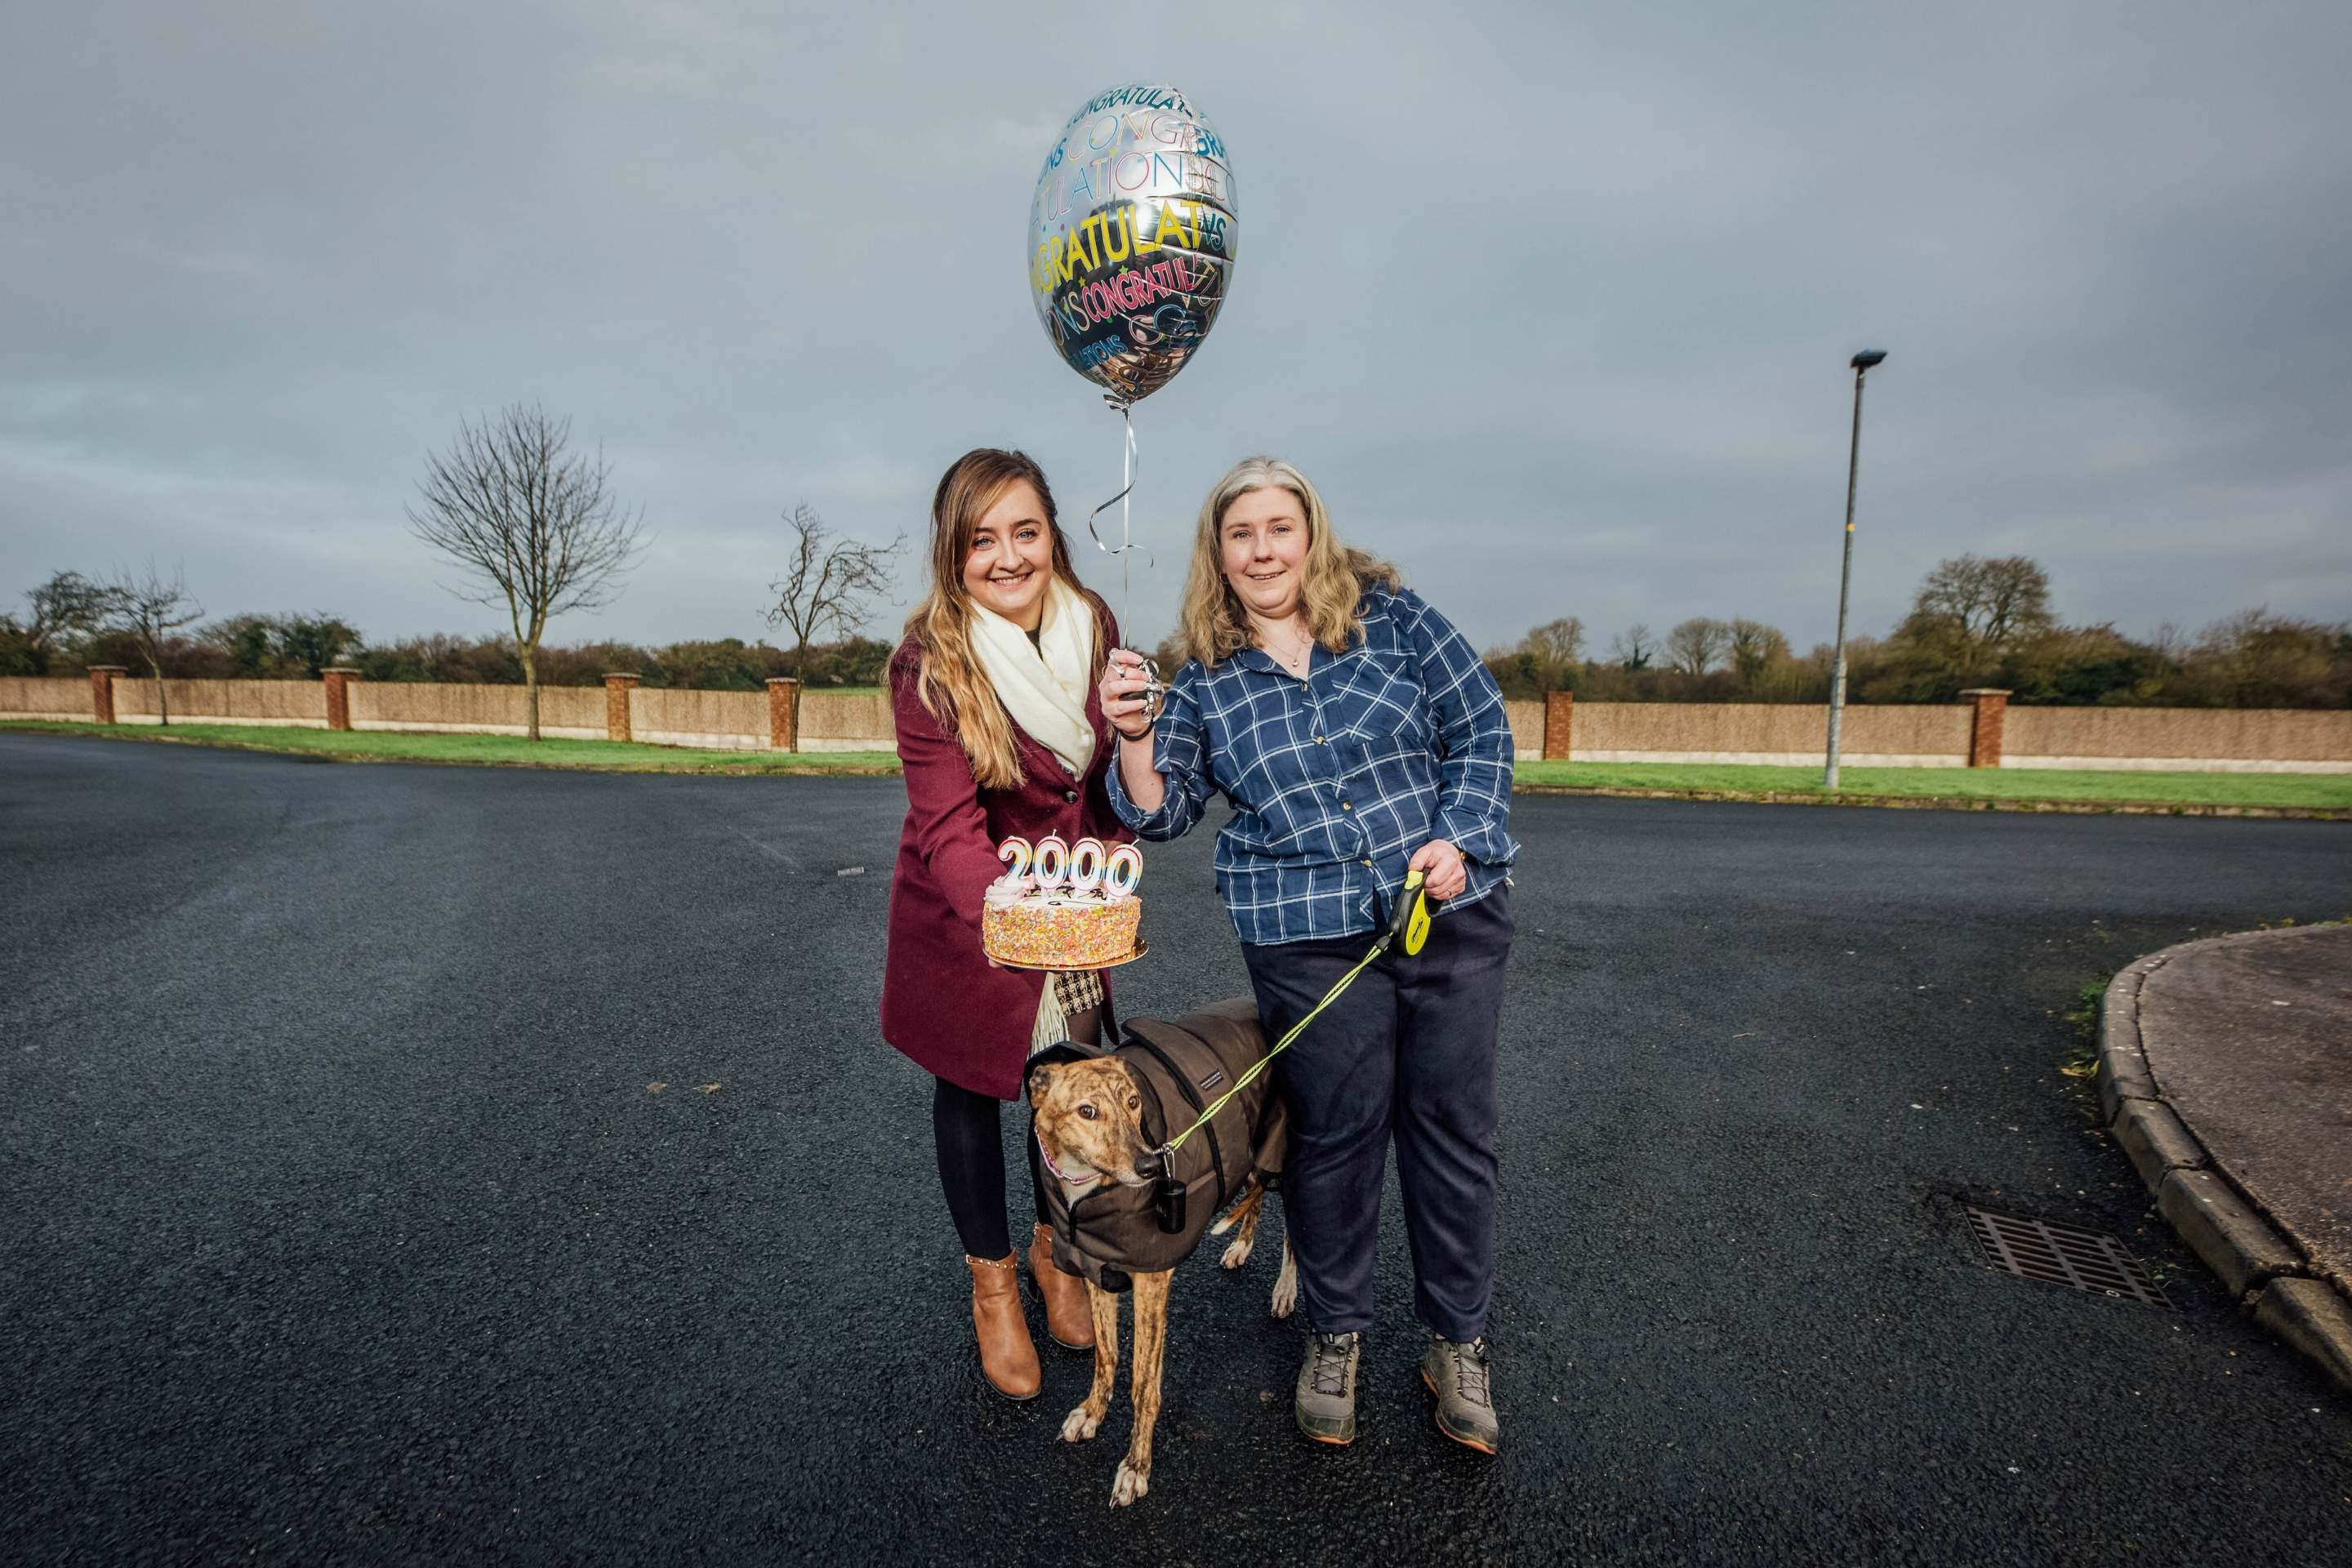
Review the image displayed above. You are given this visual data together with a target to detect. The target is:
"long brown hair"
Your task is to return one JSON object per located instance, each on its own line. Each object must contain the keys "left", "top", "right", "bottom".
{"left": 903, "top": 448, "right": 1093, "bottom": 790}
{"left": 1176, "top": 456, "right": 1400, "bottom": 668}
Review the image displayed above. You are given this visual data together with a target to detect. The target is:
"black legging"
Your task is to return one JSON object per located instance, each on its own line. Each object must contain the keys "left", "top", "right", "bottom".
{"left": 932, "top": 1076, "right": 1046, "bottom": 1262}
{"left": 931, "top": 999, "right": 1104, "bottom": 1260}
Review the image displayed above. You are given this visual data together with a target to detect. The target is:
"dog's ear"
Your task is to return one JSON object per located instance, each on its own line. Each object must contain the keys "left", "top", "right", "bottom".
{"left": 1026, "top": 1060, "right": 1059, "bottom": 1108}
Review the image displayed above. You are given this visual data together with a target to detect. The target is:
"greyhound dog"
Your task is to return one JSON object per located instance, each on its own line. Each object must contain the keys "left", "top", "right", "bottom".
{"left": 1027, "top": 1053, "right": 1295, "bottom": 1508}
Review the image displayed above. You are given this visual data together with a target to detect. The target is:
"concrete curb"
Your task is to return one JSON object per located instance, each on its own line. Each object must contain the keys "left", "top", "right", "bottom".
{"left": 2099, "top": 932, "right": 2352, "bottom": 1396}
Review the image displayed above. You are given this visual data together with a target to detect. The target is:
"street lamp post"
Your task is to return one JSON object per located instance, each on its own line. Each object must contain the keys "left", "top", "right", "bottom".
{"left": 1823, "top": 348, "right": 1886, "bottom": 791}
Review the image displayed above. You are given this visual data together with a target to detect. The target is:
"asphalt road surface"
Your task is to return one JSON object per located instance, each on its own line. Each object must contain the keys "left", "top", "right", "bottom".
{"left": 5, "top": 734, "right": 2350, "bottom": 1566}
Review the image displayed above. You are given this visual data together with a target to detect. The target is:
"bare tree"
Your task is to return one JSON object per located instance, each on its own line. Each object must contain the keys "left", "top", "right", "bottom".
{"left": 1519, "top": 617, "right": 1585, "bottom": 670}
{"left": 103, "top": 561, "right": 204, "bottom": 725}
{"left": 1902, "top": 555, "right": 2055, "bottom": 666}
{"left": 408, "top": 403, "right": 645, "bottom": 740}
{"left": 1726, "top": 617, "right": 1791, "bottom": 687}
{"left": 22, "top": 571, "right": 108, "bottom": 671}
{"left": 1610, "top": 623, "right": 1656, "bottom": 671}
{"left": 1664, "top": 617, "right": 1729, "bottom": 676}
{"left": 2149, "top": 620, "right": 2193, "bottom": 666}
{"left": 762, "top": 504, "right": 904, "bottom": 679}
{"left": 1151, "top": 629, "right": 1189, "bottom": 676}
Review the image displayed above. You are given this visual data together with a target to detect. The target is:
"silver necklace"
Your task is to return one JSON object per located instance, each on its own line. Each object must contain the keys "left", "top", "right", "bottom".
{"left": 1251, "top": 612, "right": 1314, "bottom": 675}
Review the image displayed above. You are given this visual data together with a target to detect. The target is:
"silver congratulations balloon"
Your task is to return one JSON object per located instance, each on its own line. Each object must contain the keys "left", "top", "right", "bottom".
{"left": 1027, "top": 83, "right": 1236, "bottom": 407}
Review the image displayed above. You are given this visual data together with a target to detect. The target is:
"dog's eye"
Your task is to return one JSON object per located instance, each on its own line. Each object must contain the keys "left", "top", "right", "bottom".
{"left": 1078, "top": 1103, "right": 1098, "bottom": 1120}
{"left": 1127, "top": 1096, "right": 1140, "bottom": 1111}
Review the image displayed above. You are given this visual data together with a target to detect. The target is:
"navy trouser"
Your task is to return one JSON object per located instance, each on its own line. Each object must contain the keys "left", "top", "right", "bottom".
{"left": 1241, "top": 887, "right": 1512, "bottom": 1342}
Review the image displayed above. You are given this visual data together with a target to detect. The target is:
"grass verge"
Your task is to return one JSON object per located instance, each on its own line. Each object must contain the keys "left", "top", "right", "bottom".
{"left": 0, "top": 720, "right": 898, "bottom": 775}
{"left": 1512, "top": 760, "right": 2352, "bottom": 812}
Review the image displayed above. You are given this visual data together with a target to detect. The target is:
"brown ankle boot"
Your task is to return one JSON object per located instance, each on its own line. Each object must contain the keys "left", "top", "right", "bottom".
{"left": 1028, "top": 1222, "right": 1095, "bottom": 1350}
{"left": 966, "top": 1254, "right": 1041, "bottom": 1400}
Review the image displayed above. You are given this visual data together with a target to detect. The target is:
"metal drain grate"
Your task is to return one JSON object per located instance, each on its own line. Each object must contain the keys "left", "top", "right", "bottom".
{"left": 1965, "top": 1206, "right": 2168, "bottom": 1305}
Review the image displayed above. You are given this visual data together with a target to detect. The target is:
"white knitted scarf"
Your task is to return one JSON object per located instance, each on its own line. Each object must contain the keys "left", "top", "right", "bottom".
{"left": 968, "top": 576, "right": 1097, "bottom": 780}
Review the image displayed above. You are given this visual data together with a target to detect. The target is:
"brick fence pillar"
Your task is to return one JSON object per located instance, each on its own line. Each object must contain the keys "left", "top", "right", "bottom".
{"left": 1961, "top": 688, "right": 2011, "bottom": 768}
{"left": 767, "top": 678, "right": 800, "bottom": 751}
{"left": 603, "top": 674, "right": 639, "bottom": 742}
{"left": 1542, "top": 689, "right": 1574, "bottom": 761}
{"left": 322, "top": 667, "right": 359, "bottom": 732}
{"left": 88, "top": 666, "right": 124, "bottom": 724}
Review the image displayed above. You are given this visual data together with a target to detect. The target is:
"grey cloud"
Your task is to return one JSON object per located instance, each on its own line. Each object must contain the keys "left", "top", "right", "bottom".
{"left": 2, "top": 0, "right": 2345, "bottom": 656}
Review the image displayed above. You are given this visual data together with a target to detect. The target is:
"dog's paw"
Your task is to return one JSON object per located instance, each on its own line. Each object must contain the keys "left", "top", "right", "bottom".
{"left": 1111, "top": 1459, "right": 1151, "bottom": 1508}
{"left": 1271, "top": 1262, "right": 1299, "bottom": 1319}
{"left": 1061, "top": 1405, "right": 1102, "bottom": 1443}
{"left": 1219, "top": 1234, "right": 1255, "bottom": 1270}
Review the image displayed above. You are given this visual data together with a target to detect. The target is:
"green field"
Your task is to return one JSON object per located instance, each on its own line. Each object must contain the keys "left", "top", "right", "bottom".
{"left": 1512, "top": 760, "right": 2352, "bottom": 810}
{"left": 7, "top": 719, "right": 2346, "bottom": 810}
{"left": 0, "top": 720, "right": 898, "bottom": 775}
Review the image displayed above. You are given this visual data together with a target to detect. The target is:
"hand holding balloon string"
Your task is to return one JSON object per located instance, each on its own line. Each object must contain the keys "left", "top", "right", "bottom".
{"left": 1099, "top": 648, "right": 1161, "bottom": 741}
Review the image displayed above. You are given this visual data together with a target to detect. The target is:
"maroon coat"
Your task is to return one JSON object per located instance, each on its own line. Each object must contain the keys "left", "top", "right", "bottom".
{"left": 880, "top": 602, "right": 1133, "bottom": 1101}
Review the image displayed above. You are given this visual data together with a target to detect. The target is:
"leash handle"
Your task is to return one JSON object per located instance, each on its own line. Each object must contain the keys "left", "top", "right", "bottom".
{"left": 1390, "top": 867, "right": 1443, "bottom": 956}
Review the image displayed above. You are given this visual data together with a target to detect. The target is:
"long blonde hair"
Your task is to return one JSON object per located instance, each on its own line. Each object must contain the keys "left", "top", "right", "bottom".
{"left": 903, "top": 448, "right": 1095, "bottom": 790}
{"left": 1175, "top": 456, "right": 1400, "bottom": 668}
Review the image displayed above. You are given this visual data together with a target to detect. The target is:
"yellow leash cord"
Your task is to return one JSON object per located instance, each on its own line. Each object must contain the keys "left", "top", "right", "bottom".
{"left": 1158, "top": 871, "right": 1435, "bottom": 1159}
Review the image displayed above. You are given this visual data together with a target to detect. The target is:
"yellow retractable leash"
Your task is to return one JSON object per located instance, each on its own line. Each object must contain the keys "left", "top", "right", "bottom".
{"left": 1150, "top": 868, "right": 1441, "bottom": 1234}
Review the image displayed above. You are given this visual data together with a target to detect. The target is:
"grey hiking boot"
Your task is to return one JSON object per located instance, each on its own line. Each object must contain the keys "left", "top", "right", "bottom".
{"left": 1420, "top": 1335, "right": 1500, "bottom": 1454}
{"left": 1295, "top": 1330, "right": 1361, "bottom": 1446}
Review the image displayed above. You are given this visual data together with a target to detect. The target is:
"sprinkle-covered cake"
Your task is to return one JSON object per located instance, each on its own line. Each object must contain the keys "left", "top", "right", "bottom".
{"left": 982, "top": 835, "right": 1143, "bottom": 969}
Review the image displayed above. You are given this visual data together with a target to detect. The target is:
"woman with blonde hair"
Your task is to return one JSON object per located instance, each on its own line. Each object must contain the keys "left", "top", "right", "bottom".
{"left": 881, "top": 447, "right": 1129, "bottom": 1400}
{"left": 1098, "top": 457, "right": 1518, "bottom": 1454}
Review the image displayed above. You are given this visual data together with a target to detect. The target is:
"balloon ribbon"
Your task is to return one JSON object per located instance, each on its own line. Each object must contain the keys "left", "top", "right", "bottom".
{"left": 1085, "top": 400, "right": 1144, "bottom": 627}
{"left": 1085, "top": 399, "right": 1162, "bottom": 715}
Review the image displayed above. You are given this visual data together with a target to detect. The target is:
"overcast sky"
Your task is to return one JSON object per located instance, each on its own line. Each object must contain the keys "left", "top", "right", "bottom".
{"left": 4, "top": 1, "right": 2348, "bottom": 658}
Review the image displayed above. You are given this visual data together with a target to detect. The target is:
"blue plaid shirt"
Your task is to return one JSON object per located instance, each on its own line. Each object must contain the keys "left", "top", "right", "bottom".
{"left": 1107, "top": 585, "right": 1518, "bottom": 947}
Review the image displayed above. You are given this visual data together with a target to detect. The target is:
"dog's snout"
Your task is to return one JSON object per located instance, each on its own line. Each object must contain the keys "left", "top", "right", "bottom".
{"left": 1134, "top": 1147, "right": 1166, "bottom": 1182}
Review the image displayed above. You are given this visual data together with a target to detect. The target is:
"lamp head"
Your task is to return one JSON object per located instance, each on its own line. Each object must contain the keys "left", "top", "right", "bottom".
{"left": 1851, "top": 349, "right": 1888, "bottom": 371}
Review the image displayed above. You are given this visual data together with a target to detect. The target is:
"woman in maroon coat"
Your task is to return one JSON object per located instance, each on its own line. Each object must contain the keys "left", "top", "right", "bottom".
{"left": 881, "top": 448, "right": 1131, "bottom": 1401}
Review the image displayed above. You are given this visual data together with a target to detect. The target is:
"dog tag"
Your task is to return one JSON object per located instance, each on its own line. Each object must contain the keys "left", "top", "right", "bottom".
{"left": 1152, "top": 1176, "right": 1187, "bottom": 1235}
